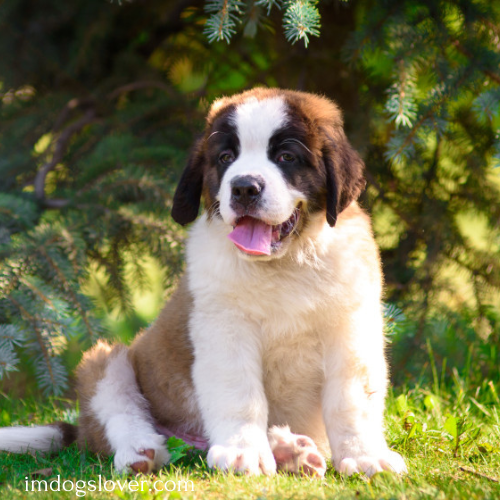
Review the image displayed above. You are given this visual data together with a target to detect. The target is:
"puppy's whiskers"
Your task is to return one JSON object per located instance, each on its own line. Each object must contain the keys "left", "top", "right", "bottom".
{"left": 206, "top": 200, "right": 221, "bottom": 222}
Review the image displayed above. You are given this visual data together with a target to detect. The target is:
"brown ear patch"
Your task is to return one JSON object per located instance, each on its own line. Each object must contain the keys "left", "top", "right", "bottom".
{"left": 323, "top": 136, "right": 366, "bottom": 227}
{"left": 280, "top": 90, "right": 366, "bottom": 226}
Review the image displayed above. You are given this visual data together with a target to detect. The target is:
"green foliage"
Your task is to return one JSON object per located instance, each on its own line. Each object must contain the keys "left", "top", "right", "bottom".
{"left": 348, "top": 0, "right": 500, "bottom": 362}
{"left": 282, "top": 0, "right": 321, "bottom": 47}
{"left": 0, "top": 325, "right": 23, "bottom": 377}
{"left": 1, "top": 377, "right": 500, "bottom": 499}
{"left": 204, "top": 0, "right": 245, "bottom": 43}
{"left": 390, "top": 305, "right": 500, "bottom": 386}
{"left": 166, "top": 436, "right": 196, "bottom": 464}
{"left": 0, "top": 89, "right": 191, "bottom": 393}
{"left": 0, "top": 88, "right": 194, "bottom": 392}
{"left": 384, "top": 303, "right": 408, "bottom": 338}
{"left": 203, "top": 0, "right": 321, "bottom": 45}
{"left": 0, "top": 1, "right": 201, "bottom": 394}
{"left": 0, "top": 0, "right": 499, "bottom": 395}
{"left": 385, "top": 66, "right": 418, "bottom": 129}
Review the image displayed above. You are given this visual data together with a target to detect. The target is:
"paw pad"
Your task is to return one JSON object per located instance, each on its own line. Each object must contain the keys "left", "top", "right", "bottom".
{"left": 129, "top": 448, "right": 156, "bottom": 474}
{"left": 270, "top": 430, "right": 326, "bottom": 478}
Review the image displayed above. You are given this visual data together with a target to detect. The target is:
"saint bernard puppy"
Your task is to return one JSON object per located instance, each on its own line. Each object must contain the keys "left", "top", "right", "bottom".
{"left": 0, "top": 88, "right": 407, "bottom": 478}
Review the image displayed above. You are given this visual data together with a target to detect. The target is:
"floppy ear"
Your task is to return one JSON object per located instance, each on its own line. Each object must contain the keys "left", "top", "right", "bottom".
{"left": 171, "top": 141, "right": 205, "bottom": 226}
{"left": 323, "top": 132, "right": 366, "bottom": 227}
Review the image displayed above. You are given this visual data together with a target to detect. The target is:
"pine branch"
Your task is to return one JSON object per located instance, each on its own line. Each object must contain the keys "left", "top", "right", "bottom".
{"left": 255, "top": 0, "right": 282, "bottom": 15}
{"left": 34, "top": 354, "right": 68, "bottom": 396}
{"left": 452, "top": 40, "right": 500, "bottom": 86}
{"left": 20, "top": 277, "right": 57, "bottom": 308}
{"left": 446, "top": 249, "right": 500, "bottom": 289}
{"left": 283, "top": 0, "right": 320, "bottom": 47}
{"left": 0, "top": 343, "right": 19, "bottom": 378}
{"left": 385, "top": 69, "right": 472, "bottom": 164}
{"left": 37, "top": 247, "right": 96, "bottom": 340}
{"left": 34, "top": 109, "right": 97, "bottom": 208}
{"left": 0, "top": 325, "right": 25, "bottom": 348}
{"left": 472, "top": 88, "right": 500, "bottom": 123}
{"left": 204, "top": 0, "right": 244, "bottom": 43}
{"left": 7, "top": 295, "right": 57, "bottom": 391}
{"left": 385, "top": 63, "right": 418, "bottom": 128}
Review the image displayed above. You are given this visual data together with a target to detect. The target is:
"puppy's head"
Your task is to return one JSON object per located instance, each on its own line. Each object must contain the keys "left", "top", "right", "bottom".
{"left": 172, "top": 88, "right": 365, "bottom": 259}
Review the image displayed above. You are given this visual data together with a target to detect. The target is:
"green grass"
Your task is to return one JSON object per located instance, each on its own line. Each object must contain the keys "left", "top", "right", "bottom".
{"left": 1, "top": 382, "right": 499, "bottom": 500}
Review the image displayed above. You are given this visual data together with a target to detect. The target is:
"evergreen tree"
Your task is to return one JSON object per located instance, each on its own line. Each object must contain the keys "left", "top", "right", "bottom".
{"left": 348, "top": 0, "right": 500, "bottom": 369}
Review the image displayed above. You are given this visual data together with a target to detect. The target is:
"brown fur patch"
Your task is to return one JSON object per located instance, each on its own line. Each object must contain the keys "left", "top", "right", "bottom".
{"left": 129, "top": 278, "right": 202, "bottom": 434}
{"left": 51, "top": 422, "right": 78, "bottom": 447}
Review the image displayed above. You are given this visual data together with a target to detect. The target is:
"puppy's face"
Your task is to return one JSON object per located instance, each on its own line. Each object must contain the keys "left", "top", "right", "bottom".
{"left": 172, "top": 89, "right": 366, "bottom": 260}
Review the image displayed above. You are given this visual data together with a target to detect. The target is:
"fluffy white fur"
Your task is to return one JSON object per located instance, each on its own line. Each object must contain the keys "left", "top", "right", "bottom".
{"left": 185, "top": 96, "right": 407, "bottom": 476}
{"left": 186, "top": 212, "right": 407, "bottom": 475}
{"left": 90, "top": 348, "right": 170, "bottom": 473}
{"left": 218, "top": 96, "right": 305, "bottom": 228}
{"left": 0, "top": 425, "right": 63, "bottom": 453}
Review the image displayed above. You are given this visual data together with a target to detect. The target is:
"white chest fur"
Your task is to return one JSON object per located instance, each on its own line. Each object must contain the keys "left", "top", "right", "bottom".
{"left": 186, "top": 211, "right": 380, "bottom": 336}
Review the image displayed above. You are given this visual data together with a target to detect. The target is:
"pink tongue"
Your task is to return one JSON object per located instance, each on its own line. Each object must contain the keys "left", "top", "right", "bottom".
{"left": 228, "top": 217, "right": 272, "bottom": 255}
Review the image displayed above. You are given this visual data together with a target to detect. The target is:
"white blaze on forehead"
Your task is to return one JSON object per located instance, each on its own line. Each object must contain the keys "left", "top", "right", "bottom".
{"left": 218, "top": 95, "right": 305, "bottom": 228}
{"left": 232, "top": 97, "right": 288, "bottom": 150}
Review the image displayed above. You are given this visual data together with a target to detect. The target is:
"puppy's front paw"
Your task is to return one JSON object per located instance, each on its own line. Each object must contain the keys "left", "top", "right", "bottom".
{"left": 113, "top": 434, "right": 170, "bottom": 474}
{"left": 207, "top": 444, "right": 277, "bottom": 476}
{"left": 338, "top": 450, "right": 407, "bottom": 477}
{"left": 268, "top": 426, "right": 326, "bottom": 477}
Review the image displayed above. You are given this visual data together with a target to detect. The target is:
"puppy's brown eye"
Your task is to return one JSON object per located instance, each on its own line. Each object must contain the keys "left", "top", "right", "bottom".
{"left": 278, "top": 153, "right": 295, "bottom": 163}
{"left": 219, "top": 152, "right": 235, "bottom": 164}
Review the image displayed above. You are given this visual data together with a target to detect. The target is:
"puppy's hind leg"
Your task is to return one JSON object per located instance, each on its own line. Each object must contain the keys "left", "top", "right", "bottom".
{"left": 77, "top": 341, "right": 170, "bottom": 474}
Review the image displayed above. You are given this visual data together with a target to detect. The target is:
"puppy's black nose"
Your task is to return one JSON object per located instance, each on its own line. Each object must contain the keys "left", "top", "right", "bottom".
{"left": 230, "top": 175, "right": 265, "bottom": 208}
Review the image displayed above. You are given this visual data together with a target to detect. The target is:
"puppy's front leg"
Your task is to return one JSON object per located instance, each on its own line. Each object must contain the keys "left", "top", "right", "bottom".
{"left": 322, "top": 306, "right": 407, "bottom": 477}
{"left": 190, "top": 310, "right": 276, "bottom": 476}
